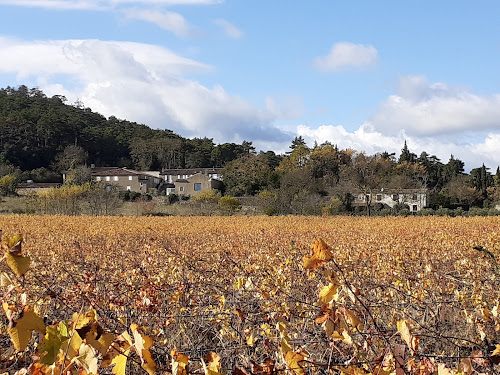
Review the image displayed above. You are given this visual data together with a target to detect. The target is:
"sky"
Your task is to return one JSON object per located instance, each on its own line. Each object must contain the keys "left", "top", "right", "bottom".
{"left": 0, "top": 1, "right": 499, "bottom": 171}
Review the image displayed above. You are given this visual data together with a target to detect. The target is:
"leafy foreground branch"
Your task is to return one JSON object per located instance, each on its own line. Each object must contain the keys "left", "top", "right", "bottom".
{"left": 1, "top": 231, "right": 500, "bottom": 374}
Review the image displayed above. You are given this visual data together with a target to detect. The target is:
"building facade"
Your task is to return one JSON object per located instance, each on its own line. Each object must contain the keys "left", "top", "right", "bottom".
{"left": 174, "top": 173, "right": 224, "bottom": 197}
{"left": 92, "top": 167, "right": 162, "bottom": 193}
{"left": 353, "top": 188, "right": 428, "bottom": 212}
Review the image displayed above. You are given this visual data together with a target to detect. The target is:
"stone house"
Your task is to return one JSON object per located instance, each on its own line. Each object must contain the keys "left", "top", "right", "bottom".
{"left": 160, "top": 168, "right": 223, "bottom": 196}
{"left": 92, "top": 167, "right": 162, "bottom": 193}
{"left": 161, "top": 168, "right": 222, "bottom": 183}
{"left": 353, "top": 188, "right": 428, "bottom": 212}
{"left": 174, "top": 173, "right": 224, "bottom": 197}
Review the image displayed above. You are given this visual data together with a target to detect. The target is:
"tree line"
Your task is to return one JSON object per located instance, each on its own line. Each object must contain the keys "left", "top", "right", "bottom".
{"left": 221, "top": 138, "right": 500, "bottom": 214}
{"left": 1, "top": 85, "right": 499, "bottom": 215}
{"left": 0, "top": 85, "right": 259, "bottom": 179}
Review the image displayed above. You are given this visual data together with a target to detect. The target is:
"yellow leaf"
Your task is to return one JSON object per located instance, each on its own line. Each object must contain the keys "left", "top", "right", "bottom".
{"left": 5, "top": 253, "right": 31, "bottom": 277}
{"left": 38, "top": 321, "right": 71, "bottom": 365}
{"left": 284, "top": 350, "right": 309, "bottom": 375}
{"left": 102, "top": 331, "right": 132, "bottom": 374}
{"left": 86, "top": 331, "right": 115, "bottom": 356}
{"left": 493, "top": 344, "right": 500, "bottom": 356}
{"left": 277, "top": 321, "right": 292, "bottom": 353}
{"left": 172, "top": 350, "right": 189, "bottom": 375}
{"left": 342, "top": 330, "right": 353, "bottom": 345}
{"left": 206, "top": 352, "right": 222, "bottom": 373}
{"left": 6, "top": 305, "right": 46, "bottom": 351}
{"left": 72, "top": 309, "right": 97, "bottom": 329}
{"left": 397, "top": 320, "right": 419, "bottom": 354}
{"left": 303, "top": 238, "right": 333, "bottom": 269}
{"left": 246, "top": 330, "right": 255, "bottom": 347}
{"left": 281, "top": 336, "right": 293, "bottom": 353}
{"left": 111, "top": 348, "right": 130, "bottom": 375}
{"left": 5, "top": 234, "right": 23, "bottom": 254}
{"left": 64, "top": 328, "right": 84, "bottom": 362}
{"left": 319, "top": 282, "right": 340, "bottom": 305}
{"left": 131, "top": 324, "right": 156, "bottom": 375}
{"left": 0, "top": 272, "right": 12, "bottom": 287}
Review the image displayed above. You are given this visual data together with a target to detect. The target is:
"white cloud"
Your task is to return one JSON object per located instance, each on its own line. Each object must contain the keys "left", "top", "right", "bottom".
{"left": 314, "top": 42, "right": 378, "bottom": 72}
{"left": 371, "top": 75, "right": 500, "bottom": 136}
{"left": 213, "top": 18, "right": 243, "bottom": 38}
{"left": 0, "top": 0, "right": 222, "bottom": 9}
{"left": 123, "top": 9, "right": 194, "bottom": 36}
{"left": 0, "top": 36, "right": 288, "bottom": 148}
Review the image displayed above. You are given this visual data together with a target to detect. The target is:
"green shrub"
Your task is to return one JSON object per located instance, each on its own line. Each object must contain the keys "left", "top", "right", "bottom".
{"left": 218, "top": 196, "right": 241, "bottom": 215}
{"left": 0, "top": 174, "right": 17, "bottom": 196}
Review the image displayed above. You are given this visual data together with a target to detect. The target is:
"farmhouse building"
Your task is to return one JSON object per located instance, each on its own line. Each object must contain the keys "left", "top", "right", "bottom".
{"left": 173, "top": 173, "right": 224, "bottom": 197}
{"left": 160, "top": 168, "right": 223, "bottom": 196}
{"left": 92, "top": 167, "right": 162, "bottom": 193}
{"left": 353, "top": 188, "right": 428, "bottom": 212}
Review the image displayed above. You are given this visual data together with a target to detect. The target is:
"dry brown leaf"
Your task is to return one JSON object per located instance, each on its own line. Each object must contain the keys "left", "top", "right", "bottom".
{"left": 303, "top": 238, "right": 333, "bottom": 269}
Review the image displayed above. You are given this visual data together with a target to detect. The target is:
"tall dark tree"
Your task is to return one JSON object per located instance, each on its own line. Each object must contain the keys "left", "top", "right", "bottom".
{"left": 398, "top": 140, "right": 417, "bottom": 164}
{"left": 442, "top": 154, "right": 465, "bottom": 184}
{"left": 287, "top": 136, "right": 308, "bottom": 154}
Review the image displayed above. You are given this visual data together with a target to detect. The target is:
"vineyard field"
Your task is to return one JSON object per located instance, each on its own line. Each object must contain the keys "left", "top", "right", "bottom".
{"left": 0, "top": 215, "right": 499, "bottom": 374}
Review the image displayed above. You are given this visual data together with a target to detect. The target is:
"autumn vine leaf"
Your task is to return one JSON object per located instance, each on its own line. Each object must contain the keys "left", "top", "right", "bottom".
{"left": 131, "top": 323, "right": 156, "bottom": 375}
{"left": 397, "top": 319, "right": 419, "bottom": 355}
{"left": 3, "top": 303, "right": 46, "bottom": 351}
{"left": 4, "top": 234, "right": 23, "bottom": 254}
{"left": 303, "top": 238, "right": 333, "bottom": 269}
{"left": 72, "top": 343, "right": 99, "bottom": 374}
{"left": 2, "top": 234, "right": 31, "bottom": 277}
{"left": 283, "top": 349, "right": 309, "bottom": 375}
{"left": 202, "top": 352, "right": 224, "bottom": 375}
{"left": 172, "top": 349, "right": 189, "bottom": 375}
{"left": 319, "top": 281, "right": 340, "bottom": 305}
{"left": 38, "top": 321, "right": 71, "bottom": 365}
{"left": 102, "top": 331, "right": 133, "bottom": 375}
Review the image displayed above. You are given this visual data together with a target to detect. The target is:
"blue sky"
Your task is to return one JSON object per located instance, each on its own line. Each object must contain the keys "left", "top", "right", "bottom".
{"left": 0, "top": 1, "right": 499, "bottom": 171}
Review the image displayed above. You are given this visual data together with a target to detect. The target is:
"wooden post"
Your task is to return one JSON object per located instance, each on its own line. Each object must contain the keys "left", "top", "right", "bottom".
{"left": 395, "top": 344, "right": 406, "bottom": 375}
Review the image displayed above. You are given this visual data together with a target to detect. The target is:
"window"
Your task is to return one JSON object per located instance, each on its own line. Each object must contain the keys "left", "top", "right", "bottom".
{"left": 129, "top": 176, "right": 133, "bottom": 181}
{"left": 194, "top": 183, "right": 202, "bottom": 191}
{"left": 365, "top": 194, "right": 370, "bottom": 202}
{"left": 376, "top": 194, "right": 382, "bottom": 201}
{"left": 412, "top": 193, "right": 417, "bottom": 200}
{"left": 412, "top": 205, "right": 418, "bottom": 211}
{"left": 114, "top": 176, "right": 119, "bottom": 181}
{"left": 126, "top": 186, "right": 131, "bottom": 191}
{"left": 392, "top": 194, "right": 398, "bottom": 201}
{"left": 96, "top": 176, "right": 101, "bottom": 181}
{"left": 105, "top": 176, "right": 111, "bottom": 181}
{"left": 179, "top": 186, "right": 184, "bottom": 192}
